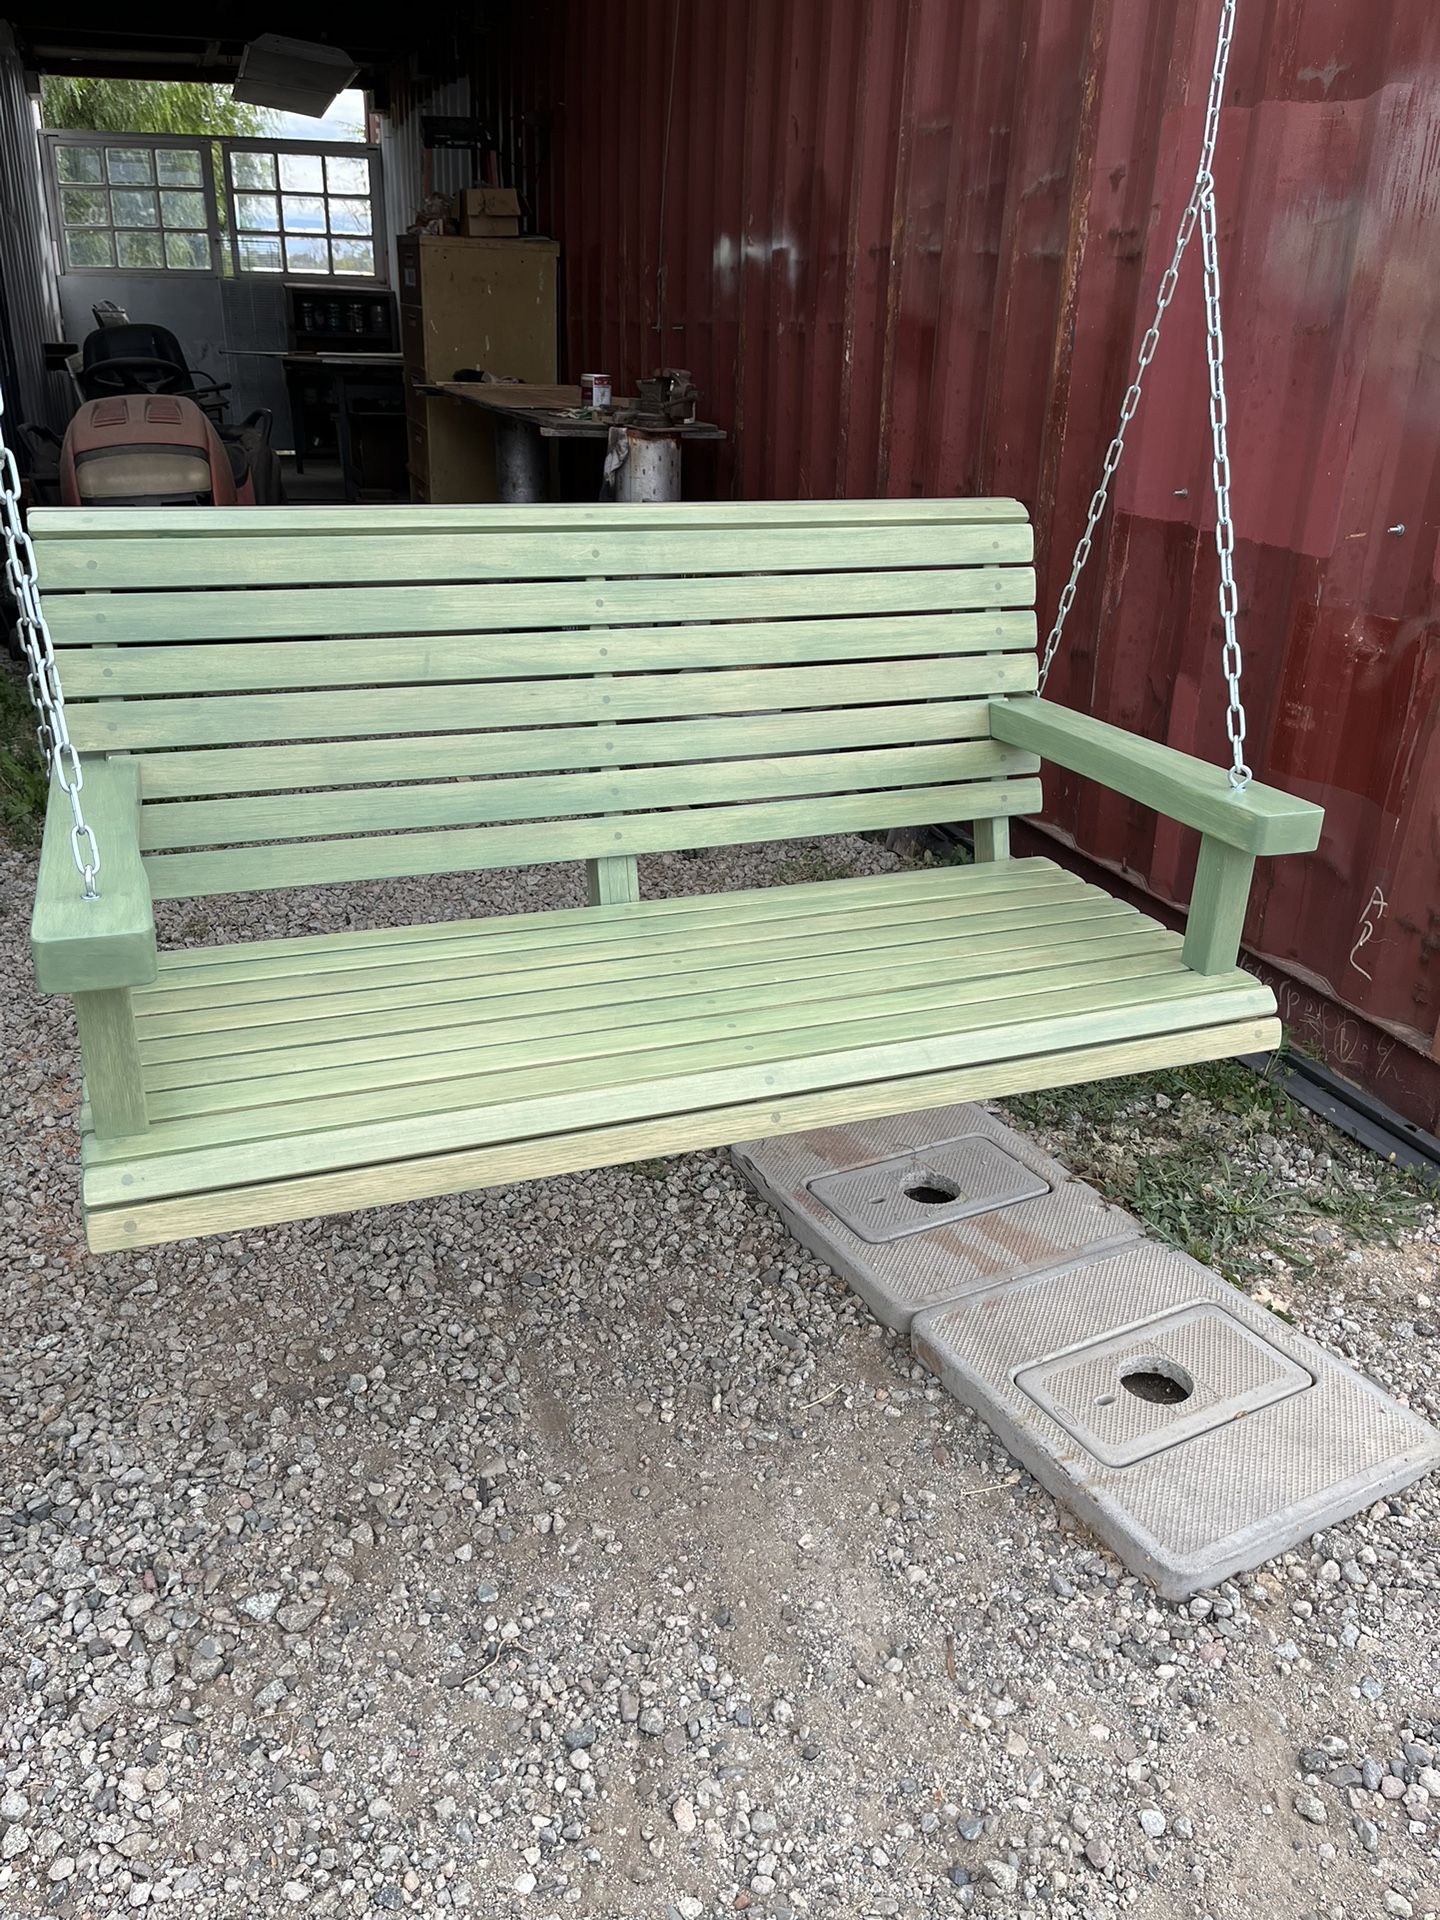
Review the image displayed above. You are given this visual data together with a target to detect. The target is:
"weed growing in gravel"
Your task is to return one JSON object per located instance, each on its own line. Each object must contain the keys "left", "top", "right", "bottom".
{"left": 1005, "top": 1057, "right": 1429, "bottom": 1290}
{"left": 0, "top": 658, "right": 46, "bottom": 846}
{"left": 771, "top": 850, "right": 861, "bottom": 886}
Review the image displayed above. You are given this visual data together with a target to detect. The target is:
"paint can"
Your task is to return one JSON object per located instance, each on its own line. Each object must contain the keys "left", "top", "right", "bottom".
{"left": 582, "top": 373, "right": 612, "bottom": 410}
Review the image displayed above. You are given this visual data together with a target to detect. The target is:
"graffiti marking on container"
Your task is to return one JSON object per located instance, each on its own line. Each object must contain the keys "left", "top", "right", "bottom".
{"left": 1348, "top": 886, "right": 1388, "bottom": 982}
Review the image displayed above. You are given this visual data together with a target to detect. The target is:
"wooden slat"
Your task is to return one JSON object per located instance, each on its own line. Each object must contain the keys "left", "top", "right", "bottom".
{"left": 990, "top": 697, "right": 1326, "bottom": 855}
{"left": 73, "top": 656, "right": 1036, "bottom": 753}
{"left": 38, "top": 521, "right": 1034, "bottom": 590}
{"left": 1183, "top": 838, "right": 1256, "bottom": 974}
{"left": 140, "top": 778, "right": 1044, "bottom": 899}
{"left": 136, "top": 889, "right": 1133, "bottom": 1039}
{"left": 130, "top": 700, "right": 1001, "bottom": 799}
{"left": 84, "top": 1018, "right": 1281, "bottom": 1251}
{"left": 47, "top": 566, "right": 1036, "bottom": 646}
{"left": 83, "top": 972, "right": 1274, "bottom": 1203}
{"left": 33, "top": 498, "right": 1030, "bottom": 542}
{"left": 74, "top": 989, "right": 148, "bottom": 1136}
{"left": 84, "top": 662, "right": 1036, "bottom": 758}
{"left": 139, "top": 742, "right": 1040, "bottom": 851}
{"left": 31, "top": 759, "right": 156, "bottom": 994}
{"left": 147, "top": 857, "right": 1078, "bottom": 981}
{"left": 148, "top": 948, "right": 1190, "bottom": 1122}
{"left": 143, "top": 930, "right": 1184, "bottom": 1111}
{"left": 55, "top": 612, "right": 1038, "bottom": 695}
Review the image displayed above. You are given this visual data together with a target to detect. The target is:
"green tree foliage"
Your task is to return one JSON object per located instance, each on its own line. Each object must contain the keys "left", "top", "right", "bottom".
{"left": 40, "top": 78, "right": 270, "bottom": 138}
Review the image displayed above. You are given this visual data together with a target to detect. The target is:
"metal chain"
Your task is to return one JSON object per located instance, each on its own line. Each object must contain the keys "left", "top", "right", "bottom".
{"left": 1039, "top": 0, "right": 1252, "bottom": 792}
{"left": 0, "top": 376, "right": 101, "bottom": 895}
{"left": 1197, "top": 149, "right": 1251, "bottom": 788}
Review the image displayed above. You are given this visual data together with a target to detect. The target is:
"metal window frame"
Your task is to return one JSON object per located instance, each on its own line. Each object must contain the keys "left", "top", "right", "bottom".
{"left": 43, "top": 131, "right": 223, "bottom": 277}
{"left": 221, "top": 137, "right": 386, "bottom": 286}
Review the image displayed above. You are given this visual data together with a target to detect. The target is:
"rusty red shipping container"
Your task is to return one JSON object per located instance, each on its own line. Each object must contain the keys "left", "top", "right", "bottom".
{"left": 465, "top": 0, "right": 1439, "bottom": 1131}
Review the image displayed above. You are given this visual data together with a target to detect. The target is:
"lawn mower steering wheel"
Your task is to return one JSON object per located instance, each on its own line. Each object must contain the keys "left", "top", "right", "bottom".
{"left": 83, "top": 356, "right": 194, "bottom": 397}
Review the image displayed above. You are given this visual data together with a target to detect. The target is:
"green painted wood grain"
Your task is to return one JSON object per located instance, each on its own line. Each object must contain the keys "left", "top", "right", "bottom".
{"left": 31, "top": 759, "right": 157, "bottom": 993}
{"left": 147, "top": 857, "right": 1069, "bottom": 975}
{"left": 33, "top": 498, "right": 1030, "bottom": 543}
{"left": 129, "top": 700, "right": 1001, "bottom": 799}
{"left": 144, "top": 945, "right": 1192, "bottom": 1123}
{"left": 55, "top": 612, "right": 1038, "bottom": 696}
{"left": 135, "top": 893, "right": 1139, "bottom": 1048}
{"left": 139, "top": 742, "right": 1040, "bottom": 851}
{"left": 990, "top": 697, "right": 1325, "bottom": 855}
{"left": 1182, "top": 837, "right": 1258, "bottom": 974}
{"left": 73, "top": 989, "right": 148, "bottom": 1136}
{"left": 39, "top": 521, "right": 1034, "bottom": 590}
{"left": 84, "top": 972, "right": 1274, "bottom": 1205}
{"left": 143, "top": 929, "right": 1183, "bottom": 1110}
{"left": 74, "top": 656, "right": 1037, "bottom": 752}
{"left": 83, "top": 1016, "right": 1281, "bottom": 1251}
{"left": 48, "top": 566, "right": 1036, "bottom": 646}
{"left": 972, "top": 817, "right": 1010, "bottom": 862}
{"left": 585, "top": 857, "right": 639, "bottom": 907}
{"left": 141, "top": 778, "right": 1044, "bottom": 900}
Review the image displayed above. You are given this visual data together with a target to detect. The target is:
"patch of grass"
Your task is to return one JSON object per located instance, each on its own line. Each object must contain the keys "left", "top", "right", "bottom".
{"left": 901, "top": 838, "right": 972, "bottom": 870}
{"left": 0, "top": 661, "right": 48, "bottom": 847}
{"left": 1004, "top": 1055, "right": 1428, "bottom": 1289}
{"left": 1007, "top": 1055, "right": 1301, "bottom": 1139}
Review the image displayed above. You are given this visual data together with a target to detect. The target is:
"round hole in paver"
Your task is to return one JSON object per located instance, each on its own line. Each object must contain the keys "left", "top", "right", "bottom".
{"left": 1119, "top": 1359, "right": 1194, "bottom": 1405}
{"left": 903, "top": 1176, "right": 961, "bottom": 1207}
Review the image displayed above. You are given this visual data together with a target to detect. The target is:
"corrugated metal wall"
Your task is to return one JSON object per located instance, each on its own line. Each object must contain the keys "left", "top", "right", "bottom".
{"left": 0, "top": 31, "right": 70, "bottom": 439}
{"left": 455, "top": 0, "right": 1439, "bottom": 1131}
{"left": 378, "top": 65, "right": 494, "bottom": 283}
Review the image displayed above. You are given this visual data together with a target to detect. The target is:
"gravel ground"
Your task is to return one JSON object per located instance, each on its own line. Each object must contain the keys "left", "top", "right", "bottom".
{"left": 3, "top": 834, "right": 1438, "bottom": 1920}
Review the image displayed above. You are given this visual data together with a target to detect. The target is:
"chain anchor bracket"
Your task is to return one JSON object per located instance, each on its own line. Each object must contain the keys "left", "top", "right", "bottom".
{"left": 1039, "top": 0, "right": 1252, "bottom": 794}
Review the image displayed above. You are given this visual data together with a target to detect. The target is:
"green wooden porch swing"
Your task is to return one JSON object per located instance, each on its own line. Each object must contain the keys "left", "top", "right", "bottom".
{"left": 13, "top": 0, "right": 1322, "bottom": 1253}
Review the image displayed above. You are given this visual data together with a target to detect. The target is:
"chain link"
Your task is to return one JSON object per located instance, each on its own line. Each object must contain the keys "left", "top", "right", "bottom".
{"left": 1039, "top": 0, "right": 1252, "bottom": 792}
{"left": 0, "top": 376, "right": 101, "bottom": 896}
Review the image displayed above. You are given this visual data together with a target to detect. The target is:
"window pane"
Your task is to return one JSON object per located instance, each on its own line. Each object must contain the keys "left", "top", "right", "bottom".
{"left": 61, "top": 187, "right": 108, "bottom": 228}
{"left": 230, "top": 151, "right": 275, "bottom": 190}
{"left": 117, "top": 230, "right": 164, "bottom": 268}
{"left": 165, "top": 231, "right": 211, "bottom": 270}
{"left": 282, "top": 194, "right": 325, "bottom": 232}
{"left": 56, "top": 145, "right": 103, "bottom": 185}
{"left": 328, "top": 197, "right": 372, "bottom": 235}
{"left": 161, "top": 190, "right": 207, "bottom": 227}
{"left": 106, "top": 147, "right": 154, "bottom": 184}
{"left": 284, "top": 235, "right": 330, "bottom": 274}
{"left": 111, "top": 189, "right": 159, "bottom": 228}
{"left": 156, "top": 149, "right": 203, "bottom": 186}
{"left": 65, "top": 229, "right": 115, "bottom": 268}
{"left": 331, "top": 238, "right": 375, "bottom": 276}
{"left": 279, "top": 152, "right": 324, "bottom": 192}
{"left": 238, "top": 235, "right": 284, "bottom": 273}
{"left": 236, "top": 193, "right": 280, "bottom": 232}
{"left": 325, "top": 154, "right": 369, "bottom": 194}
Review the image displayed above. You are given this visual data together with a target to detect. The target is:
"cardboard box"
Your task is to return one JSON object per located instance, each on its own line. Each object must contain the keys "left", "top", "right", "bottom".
{"left": 461, "top": 213, "right": 521, "bottom": 237}
{"left": 457, "top": 187, "right": 520, "bottom": 219}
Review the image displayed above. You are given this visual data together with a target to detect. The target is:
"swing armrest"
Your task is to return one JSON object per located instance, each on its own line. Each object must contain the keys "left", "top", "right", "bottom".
{"left": 988, "top": 698, "right": 1324, "bottom": 855}
{"left": 31, "top": 759, "right": 156, "bottom": 993}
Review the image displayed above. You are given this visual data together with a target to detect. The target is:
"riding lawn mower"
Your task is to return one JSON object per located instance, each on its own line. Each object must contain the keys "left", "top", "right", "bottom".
{"left": 23, "top": 321, "right": 281, "bottom": 508}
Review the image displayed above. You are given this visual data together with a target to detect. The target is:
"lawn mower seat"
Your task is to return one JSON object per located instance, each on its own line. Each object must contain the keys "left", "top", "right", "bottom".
{"left": 79, "top": 323, "right": 230, "bottom": 416}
